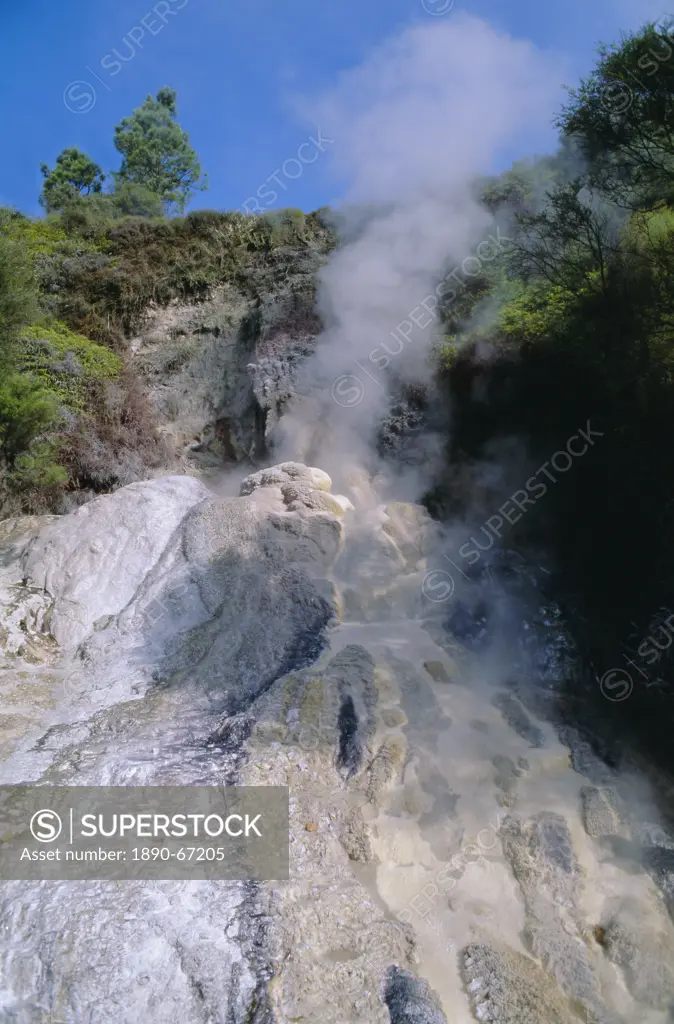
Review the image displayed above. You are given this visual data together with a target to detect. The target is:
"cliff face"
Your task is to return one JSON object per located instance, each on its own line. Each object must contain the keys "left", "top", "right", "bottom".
{"left": 129, "top": 276, "right": 321, "bottom": 474}
{"left": 117, "top": 213, "right": 332, "bottom": 482}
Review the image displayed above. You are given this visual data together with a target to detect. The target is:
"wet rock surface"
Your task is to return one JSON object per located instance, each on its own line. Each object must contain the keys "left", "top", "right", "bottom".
{"left": 600, "top": 897, "right": 674, "bottom": 1009}
{"left": 643, "top": 845, "right": 674, "bottom": 922}
{"left": 491, "top": 692, "right": 545, "bottom": 748}
{"left": 461, "top": 943, "right": 579, "bottom": 1024}
{"left": 500, "top": 811, "right": 616, "bottom": 1023}
{"left": 492, "top": 754, "right": 529, "bottom": 808}
{"left": 581, "top": 786, "right": 622, "bottom": 838}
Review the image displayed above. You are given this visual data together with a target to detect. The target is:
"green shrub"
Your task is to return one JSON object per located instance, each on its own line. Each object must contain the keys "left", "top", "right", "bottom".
{"left": 23, "top": 321, "right": 120, "bottom": 378}
{"left": 260, "top": 208, "right": 307, "bottom": 246}
{"left": 0, "top": 371, "right": 64, "bottom": 466}
{"left": 496, "top": 281, "right": 577, "bottom": 345}
{"left": 0, "top": 222, "right": 38, "bottom": 362}
{"left": 58, "top": 186, "right": 165, "bottom": 235}
{"left": 20, "top": 321, "right": 121, "bottom": 411}
{"left": 1, "top": 207, "right": 107, "bottom": 261}
{"left": 8, "top": 442, "right": 69, "bottom": 489}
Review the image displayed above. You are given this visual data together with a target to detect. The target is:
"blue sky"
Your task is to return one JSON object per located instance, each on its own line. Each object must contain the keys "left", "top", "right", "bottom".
{"left": 0, "top": 0, "right": 664, "bottom": 217}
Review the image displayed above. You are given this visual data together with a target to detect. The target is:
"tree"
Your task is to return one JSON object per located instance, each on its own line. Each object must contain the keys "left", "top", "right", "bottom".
{"left": 113, "top": 87, "right": 206, "bottom": 213}
{"left": 511, "top": 180, "right": 620, "bottom": 295}
{"left": 39, "top": 148, "right": 105, "bottom": 212}
{"left": 558, "top": 23, "right": 674, "bottom": 209}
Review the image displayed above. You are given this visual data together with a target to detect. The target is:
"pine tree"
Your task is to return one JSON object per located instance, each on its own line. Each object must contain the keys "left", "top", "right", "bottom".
{"left": 113, "top": 87, "right": 206, "bottom": 213}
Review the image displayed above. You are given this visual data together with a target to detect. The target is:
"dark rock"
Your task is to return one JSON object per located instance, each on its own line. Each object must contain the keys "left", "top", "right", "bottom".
{"left": 325, "top": 645, "right": 377, "bottom": 777}
{"left": 533, "top": 812, "right": 576, "bottom": 876}
{"left": 337, "top": 694, "right": 360, "bottom": 775}
{"left": 423, "top": 660, "right": 451, "bottom": 683}
{"left": 492, "top": 754, "right": 527, "bottom": 806}
{"left": 446, "top": 600, "right": 490, "bottom": 651}
{"left": 557, "top": 726, "right": 617, "bottom": 785}
{"left": 383, "top": 965, "right": 446, "bottom": 1024}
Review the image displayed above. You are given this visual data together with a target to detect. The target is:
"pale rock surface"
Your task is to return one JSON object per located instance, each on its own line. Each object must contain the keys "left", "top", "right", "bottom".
{"left": 0, "top": 465, "right": 346, "bottom": 1023}
{"left": 0, "top": 515, "right": 62, "bottom": 661}
{"left": 21, "top": 476, "right": 210, "bottom": 648}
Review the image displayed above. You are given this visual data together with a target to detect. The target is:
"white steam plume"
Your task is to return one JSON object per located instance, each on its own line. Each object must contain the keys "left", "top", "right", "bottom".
{"left": 276, "top": 14, "right": 565, "bottom": 494}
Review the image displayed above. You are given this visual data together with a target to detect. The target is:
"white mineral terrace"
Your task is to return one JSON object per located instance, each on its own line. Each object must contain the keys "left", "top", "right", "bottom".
{"left": 0, "top": 463, "right": 672, "bottom": 1023}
